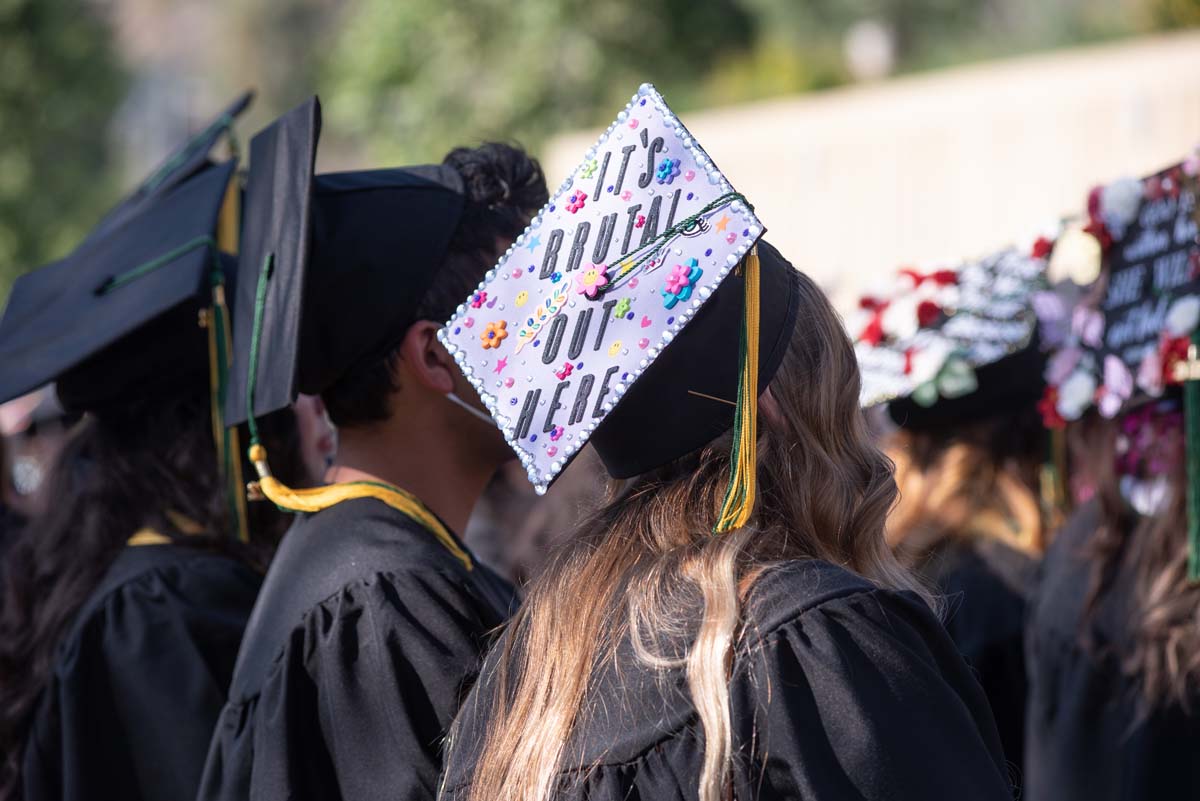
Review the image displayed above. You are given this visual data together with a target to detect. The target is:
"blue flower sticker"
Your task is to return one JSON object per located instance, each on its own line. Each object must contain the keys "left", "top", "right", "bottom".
{"left": 661, "top": 258, "right": 703, "bottom": 309}
{"left": 655, "top": 157, "right": 682, "bottom": 185}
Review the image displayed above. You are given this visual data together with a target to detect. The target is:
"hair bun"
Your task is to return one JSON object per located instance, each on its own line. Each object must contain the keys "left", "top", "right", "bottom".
{"left": 443, "top": 142, "right": 546, "bottom": 213}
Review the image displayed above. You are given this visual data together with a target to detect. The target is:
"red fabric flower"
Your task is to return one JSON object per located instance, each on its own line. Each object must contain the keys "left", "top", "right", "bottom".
{"left": 1031, "top": 237, "right": 1054, "bottom": 259}
{"left": 859, "top": 315, "right": 885, "bottom": 346}
{"left": 899, "top": 268, "right": 958, "bottom": 287}
{"left": 1083, "top": 219, "right": 1113, "bottom": 252}
{"left": 1038, "top": 386, "right": 1066, "bottom": 430}
{"left": 916, "top": 300, "right": 942, "bottom": 328}
{"left": 1160, "top": 334, "right": 1191, "bottom": 385}
{"left": 1144, "top": 176, "right": 1165, "bottom": 201}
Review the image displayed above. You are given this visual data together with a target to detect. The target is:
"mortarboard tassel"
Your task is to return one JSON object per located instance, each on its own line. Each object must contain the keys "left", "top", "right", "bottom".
{"left": 713, "top": 245, "right": 761, "bottom": 534}
{"left": 1179, "top": 332, "right": 1200, "bottom": 582}
{"left": 242, "top": 253, "right": 472, "bottom": 569}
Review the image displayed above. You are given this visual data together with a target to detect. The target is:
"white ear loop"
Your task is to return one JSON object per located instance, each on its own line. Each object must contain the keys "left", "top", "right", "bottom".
{"left": 445, "top": 391, "right": 499, "bottom": 428}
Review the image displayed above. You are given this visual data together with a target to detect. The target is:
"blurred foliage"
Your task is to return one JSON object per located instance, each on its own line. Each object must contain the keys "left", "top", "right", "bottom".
{"left": 321, "top": 0, "right": 756, "bottom": 164}
{"left": 0, "top": 0, "right": 125, "bottom": 298}
{"left": 320, "top": 0, "right": 1198, "bottom": 165}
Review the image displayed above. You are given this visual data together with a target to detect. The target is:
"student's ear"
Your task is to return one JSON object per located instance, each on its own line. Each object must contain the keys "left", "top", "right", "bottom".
{"left": 397, "top": 320, "right": 457, "bottom": 395}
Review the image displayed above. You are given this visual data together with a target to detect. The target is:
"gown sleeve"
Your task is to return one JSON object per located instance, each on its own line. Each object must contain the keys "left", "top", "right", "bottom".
{"left": 23, "top": 553, "right": 260, "bottom": 801}
{"left": 731, "top": 586, "right": 1015, "bottom": 801}
{"left": 248, "top": 568, "right": 504, "bottom": 801}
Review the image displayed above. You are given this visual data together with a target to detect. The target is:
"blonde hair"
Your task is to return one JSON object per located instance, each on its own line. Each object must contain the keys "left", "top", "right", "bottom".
{"left": 884, "top": 416, "right": 1049, "bottom": 562}
{"left": 445, "top": 272, "right": 921, "bottom": 801}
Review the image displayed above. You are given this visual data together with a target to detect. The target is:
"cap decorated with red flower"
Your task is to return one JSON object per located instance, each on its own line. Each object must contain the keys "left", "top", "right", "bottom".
{"left": 850, "top": 246, "right": 1049, "bottom": 428}
{"left": 440, "top": 83, "right": 802, "bottom": 535}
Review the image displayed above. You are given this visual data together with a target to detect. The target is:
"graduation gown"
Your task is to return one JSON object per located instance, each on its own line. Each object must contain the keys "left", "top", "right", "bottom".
{"left": 918, "top": 536, "right": 1036, "bottom": 770}
{"left": 198, "top": 493, "right": 516, "bottom": 801}
{"left": 443, "top": 559, "right": 1013, "bottom": 801}
{"left": 1024, "top": 501, "right": 1200, "bottom": 800}
{"left": 22, "top": 542, "right": 261, "bottom": 801}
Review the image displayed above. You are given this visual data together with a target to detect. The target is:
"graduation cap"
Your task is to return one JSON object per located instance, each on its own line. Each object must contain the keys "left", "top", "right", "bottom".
{"left": 224, "top": 96, "right": 473, "bottom": 562}
{"left": 849, "top": 246, "right": 1049, "bottom": 429}
{"left": 226, "top": 96, "right": 467, "bottom": 427}
{"left": 440, "top": 83, "right": 798, "bottom": 533}
{"left": 80, "top": 91, "right": 253, "bottom": 250}
{"left": 0, "top": 160, "right": 238, "bottom": 409}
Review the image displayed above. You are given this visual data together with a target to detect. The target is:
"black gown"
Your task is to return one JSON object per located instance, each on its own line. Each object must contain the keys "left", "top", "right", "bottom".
{"left": 918, "top": 536, "right": 1036, "bottom": 773}
{"left": 198, "top": 495, "right": 516, "bottom": 801}
{"left": 443, "top": 559, "right": 1014, "bottom": 800}
{"left": 22, "top": 542, "right": 261, "bottom": 801}
{"left": 1024, "top": 501, "right": 1200, "bottom": 800}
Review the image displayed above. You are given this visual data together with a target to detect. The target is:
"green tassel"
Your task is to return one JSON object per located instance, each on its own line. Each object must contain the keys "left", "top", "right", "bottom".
{"left": 1186, "top": 329, "right": 1200, "bottom": 582}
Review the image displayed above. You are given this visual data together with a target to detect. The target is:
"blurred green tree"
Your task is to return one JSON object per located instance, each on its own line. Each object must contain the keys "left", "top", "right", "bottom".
{"left": 0, "top": 0, "right": 125, "bottom": 300}
{"left": 320, "top": 0, "right": 756, "bottom": 164}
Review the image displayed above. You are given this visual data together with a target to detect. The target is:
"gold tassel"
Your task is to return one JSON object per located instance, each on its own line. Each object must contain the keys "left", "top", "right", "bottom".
{"left": 714, "top": 246, "right": 761, "bottom": 533}
{"left": 247, "top": 444, "right": 473, "bottom": 570}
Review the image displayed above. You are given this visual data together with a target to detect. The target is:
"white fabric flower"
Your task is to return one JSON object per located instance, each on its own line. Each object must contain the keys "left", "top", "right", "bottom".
{"left": 881, "top": 293, "right": 920, "bottom": 340}
{"left": 1101, "top": 177, "right": 1143, "bottom": 229}
{"left": 1056, "top": 369, "right": 1097, "bottom": 421}
{"left": 1165, "top": 296, "right": 1200, "bottom": 338}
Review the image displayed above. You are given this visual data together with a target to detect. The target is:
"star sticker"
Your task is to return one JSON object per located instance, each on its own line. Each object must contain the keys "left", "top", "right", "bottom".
{"left": 526, "top": 235, "right": 542, "bottom": 253}
{"left": 494, "top": 357, "right": 508, "bottom": 374}
{"left": 714, "top": 215, "right": 730, "bottom": 232}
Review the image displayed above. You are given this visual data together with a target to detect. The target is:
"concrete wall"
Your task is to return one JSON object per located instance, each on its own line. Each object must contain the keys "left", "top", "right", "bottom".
{"left": 544, "top": 32, "right": 1200, "bottom": 311}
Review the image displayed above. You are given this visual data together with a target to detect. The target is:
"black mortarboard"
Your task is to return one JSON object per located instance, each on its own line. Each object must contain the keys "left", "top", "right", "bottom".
{"left": 0, "top": 160, "right": 238, "bottom": 412}
{"left": 226, "top": 97, "right": 467, "bottom": 426}
{"left": 80, "top": 91, "right": 253, "bottom": 250}
{"left": 592, "top": 240, "right": 798, "bottom": 477}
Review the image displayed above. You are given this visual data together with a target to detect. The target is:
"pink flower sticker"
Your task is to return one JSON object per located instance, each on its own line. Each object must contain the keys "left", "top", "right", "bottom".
{"left": 574, "top": 263, "right": 609, "bottom": 299}
{"left": 565, "top": 190, "right": 588, "bottom": 214}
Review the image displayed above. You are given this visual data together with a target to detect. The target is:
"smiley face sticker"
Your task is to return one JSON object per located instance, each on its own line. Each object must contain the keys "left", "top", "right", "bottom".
{"left": 515, "top": 290, "right": 529, "bottom": 308}
{"left": 608, "top": 340, "right": 623, "bottom": 357}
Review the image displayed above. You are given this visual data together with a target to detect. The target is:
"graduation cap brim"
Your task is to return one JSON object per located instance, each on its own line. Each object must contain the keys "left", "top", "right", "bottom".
{"left": 0, "top": 160, "right": 237, "bottom": 409}
{"left": 80, "top": 92, "right": 253, "bottom": 250}
{"left": 225, "top": 97, "right": 321, "bottom": 426}
{"left": 593, "top": 240, "right": 800, "bottom": 478}
{"left": 886, "top": 332, "right": 1047, "bottom": 431}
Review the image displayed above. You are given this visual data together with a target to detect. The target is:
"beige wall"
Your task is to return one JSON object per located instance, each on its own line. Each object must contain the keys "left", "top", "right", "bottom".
{"left": 545, "top": 32, "right": 1200, "bottom": 311}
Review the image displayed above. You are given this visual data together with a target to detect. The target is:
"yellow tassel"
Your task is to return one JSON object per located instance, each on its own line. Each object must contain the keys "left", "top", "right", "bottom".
{"left": 714, "top": 245, "right": 761, "bottom": 533}
{"left": 246, "top": 443, "right": 473, "bottom": 570}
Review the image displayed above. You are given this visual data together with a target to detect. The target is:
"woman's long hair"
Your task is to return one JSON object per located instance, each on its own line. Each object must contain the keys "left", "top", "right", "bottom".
{"left": 1072, "top": 405, "right": 1200, "bottom": 710}
{"left": 448, "top": 272, "right": 919, "bottom": 801}
{"left": 0, "top": 386, "right": 280, "bottom": 799}
{"left": 884, "top": 407, "right": 1049, "bottom": 563}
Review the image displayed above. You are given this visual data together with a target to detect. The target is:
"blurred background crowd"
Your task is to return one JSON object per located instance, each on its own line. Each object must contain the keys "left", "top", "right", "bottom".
{"left": 2, "top": 0, "right": 1200, "bottom": 580}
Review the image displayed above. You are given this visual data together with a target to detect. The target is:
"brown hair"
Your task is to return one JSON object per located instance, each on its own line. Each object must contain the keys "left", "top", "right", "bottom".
{"left": 445, "top": 270, "right": 920, "bottom": 801}
{"left": 1072, "top": 406, "right": 1200, "bottom": 709}
{"left": 883, "top": 409, "right": 1049, "bottom": 563}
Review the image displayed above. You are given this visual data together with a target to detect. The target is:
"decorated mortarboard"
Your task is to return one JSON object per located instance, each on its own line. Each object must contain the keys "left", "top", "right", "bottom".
{"left": 1034, "top": 153, "right": 1200, "bottom": 427}
{"left": 440, "top": 83, "right": 798, "bottom": 534}
{"left": 81, "top": 91, "right": 254, "bottom": 250}
{"left": 850, "top": 246, "right": 1049, "bottom": 427}
{"left": 226, "top": 96, "right": 467, "bottom": 429}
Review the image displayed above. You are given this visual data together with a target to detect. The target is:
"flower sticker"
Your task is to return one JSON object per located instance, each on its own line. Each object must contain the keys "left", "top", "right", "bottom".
{"left": 480, "top": 320, "right": 508, "bottom": 350}
{"left": 550, "top": 271, "right": 563, "bottom": 284}
{"left": 662, "top": 258, "right": 703, "bottom": 309}
{"left": 550, "top": 425, "right": 564, "bottom": 441}
{"left": 655, "top": 157, "right": 682, "bottom": 185}
{"left": 470, "top": 290, "right": 488, "bottom": 309}
{"left": 580, "top": 158, "right": 599, "bottom": 179}
{"left": 565, "top": 190, "right": 588, "bottom": 214}
{"left": 613, "top": 297, "right": 632, "bottom": 319}
{"left": 575, "top": 263, "right": 609, "bottom": 299}
{"left": 555, "top": 362, "right": 574, "bottom": 381}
